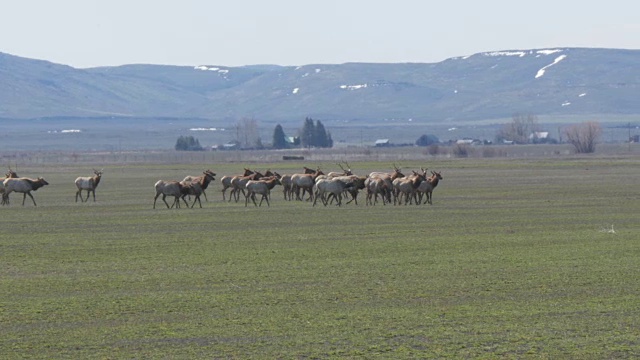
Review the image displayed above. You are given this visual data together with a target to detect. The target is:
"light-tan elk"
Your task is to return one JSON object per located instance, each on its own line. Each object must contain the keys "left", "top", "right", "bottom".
{"left": 312, "top": 178, "right": 353, "bottom": 207}
{"left": 1, "top": 167, "right": 19, "bottom": 205}
{"left": 3, "top": 177, "right": 49, "bottom": 206}
{"left": 244, "top": 176, "right": 282, "bottom": 207}
{"left": 291, "top": 168, "right": 324, "bottom": 202}
{"left": 280, "top": 167, "right": 315, "bottom": 201}
{"left": 220, "top": 168, "right": 253, "bottom": 201}
{"left": 153, "top": 180, "right": 190, "bottom": 209}
{"left": 229, "top": 170, "right": 266, "bottom": 202}
{"left": 366, "top": 165, "right": 404, "bottom": 205}
{"left": 75, "top": 168, "right": 103, "bottom": 202}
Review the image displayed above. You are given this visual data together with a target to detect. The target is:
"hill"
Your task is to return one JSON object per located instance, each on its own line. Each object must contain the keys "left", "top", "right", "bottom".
{"left": 1, "top": 48, "right": 639, "bottom": 126}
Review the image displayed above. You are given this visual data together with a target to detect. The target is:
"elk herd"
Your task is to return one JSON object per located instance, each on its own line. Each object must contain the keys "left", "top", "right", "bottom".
{"left": 1, "top": 163, "right": 444, "bottom": 209}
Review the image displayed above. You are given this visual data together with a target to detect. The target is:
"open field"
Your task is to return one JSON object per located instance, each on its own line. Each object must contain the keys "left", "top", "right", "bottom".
{"left": 1, "top": 155, "right": 640, "bottom": 358}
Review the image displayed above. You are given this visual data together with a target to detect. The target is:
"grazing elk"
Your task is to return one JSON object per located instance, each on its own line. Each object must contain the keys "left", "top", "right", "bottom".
{"left": 220, "top": 168, "right": 253, "bottom": 201}
{"left": 180, "top": 171, "right": 216, "bottom": 208}
{"left": 182, "top": 170, "right": 216, "bottom": 202}
{"left": 153, "top": 180, "right": 189, "bottom": 209}
{"left": 245, "top": 176, "right": 282, "bottom": 207}
{"left": 75, "top": 168, "right": 103, "bottom": 202}
{"left": 1, "top": 168, "right": 19, "bottom": 205}
{"left": 418, "top": 171, "right": 443, "bottom": 205}
{"left": 3, "top": 177, "right": 49, "bottom": 206}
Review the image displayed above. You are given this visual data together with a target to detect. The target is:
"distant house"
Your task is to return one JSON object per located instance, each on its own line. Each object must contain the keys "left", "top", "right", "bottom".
{"left": 530, "top": 131, "right": 549, "bottom": 141}
{"left": 375, "top": 139, "right": 390, "bottom": 147}
{"left": 456, "top": 138, "right": 475, "bottom": 145}
{"left": 221, "top": 140, "right": 240, "bottom": 150}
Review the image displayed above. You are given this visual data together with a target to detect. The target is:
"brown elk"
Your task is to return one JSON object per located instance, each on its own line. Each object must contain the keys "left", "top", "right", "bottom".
{"left": 418, "top": 171, "right": 443, "bottom": 205}
{"left": 393, "top": 169, "right": 427, "bottom": 205}
{"left": 75, "top": 168, "right": 103, "bottom": 202}
{"left": 182, "top": 169, "right": 216, "bottom": 202}
{"left": 3, "top": 177, "right": 49, "bottom": 206}
{"left": 220, "top": 168, "right": 253, "bottom": 201}
{"left": 180, "top": 171, "right": 216, "bottom": 208}
{"left": 229, "top": 170, "right": 265, "bottom": 202}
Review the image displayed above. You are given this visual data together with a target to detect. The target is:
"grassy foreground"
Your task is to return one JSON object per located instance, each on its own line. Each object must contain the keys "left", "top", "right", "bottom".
{"left": 1, "top": 156, "right": 639, "bottom": 358}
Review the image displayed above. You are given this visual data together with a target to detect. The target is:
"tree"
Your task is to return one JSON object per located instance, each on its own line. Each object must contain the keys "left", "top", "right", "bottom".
{"left": 236, "top": 117, "right": 261, "bottom": 149}
{"left": 564, "top": 121, "right": 602, "bottom": 153}
{"left": 496, "top": 114, "right": 541, "bottom": 144}
{"left": 300, "top": 117, "right": 315, "bottom": 148}
{"left": 314, "top": 120, "right": 330, "bottom": 147}
{"left": 415, "top": 134, "right": 440, "bottom": 146}
{"left": 272, "top": 124, "right": 287, "bottom": 149}
{"left": 175, "top": 135, "right": 203, "bottom": 151}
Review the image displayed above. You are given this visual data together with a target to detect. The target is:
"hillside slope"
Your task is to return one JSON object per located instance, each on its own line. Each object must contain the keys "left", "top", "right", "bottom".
{"left": 1, "top": 48, "right": 638, "bottom": 125}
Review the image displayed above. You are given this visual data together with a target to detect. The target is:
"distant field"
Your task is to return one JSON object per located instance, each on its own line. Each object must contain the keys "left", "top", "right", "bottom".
{"left": 1, "top": 116, "right": 638, "bottom": 152}
{"left": 1, "top": 156, "right": 639, "bottom": 358}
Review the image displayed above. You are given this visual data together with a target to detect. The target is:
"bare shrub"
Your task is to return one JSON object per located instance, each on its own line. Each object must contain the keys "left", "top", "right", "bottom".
{"left": 496, "top": 114, "right": 541, "bottom": 144}
{"left": 428, "top": 144, "right": 440, "bottom": 156}
{"left": 482, "top": 147, "right": 497, "bottom": 158}
{"left": 453, "top": 144, "right": 470, "bottom": 158}
{"left": 564, "top": 122, "right": 602, "bottom": 154}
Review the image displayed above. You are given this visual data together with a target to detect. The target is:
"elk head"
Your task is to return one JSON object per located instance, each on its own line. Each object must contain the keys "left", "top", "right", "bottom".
{"left": 338, "top": 161, "right": 353, "bottom": 176}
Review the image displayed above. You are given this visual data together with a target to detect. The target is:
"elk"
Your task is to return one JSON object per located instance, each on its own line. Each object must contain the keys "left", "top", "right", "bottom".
{"left": 182, "top": 170, "right": 216, "bottom": 201}
{"left": 393, "top": 170, "right": 427, "bottom": 205}
{"left": 366, "top": 176, "right": 391, "bottom": 205}
{"left": 291, "top": 168, "right": 324, "bottom": 202}
{"left": 326, "top": 162, "right": 353, "bottom": 178}
{"left": 281, "top": 167, "right": 315, "bottom": 201}
{"left": 229, "top": 170, "right": 265, "bottom": 202}
{"left": 418, "top": 171, "right": 443, "bottom": 205}
{"left": 220, "top": 168, "right": 253, "bottom": 201}
{"left": 180, "top": 171, "right": 216, "bottom": 208}
{"left": 332, "top": 175, "right": 366, "bottom": 205}
{"left": 74, "top": 168, "right": 103, "bottom": 202}
{"left": 312, "top": 178, "right": 353, "bottom": 206}
{"left": 245, "top": 176, "right": 282, "bottom": 207}
{"left": 3, "top": 177, "right": 49, "bottom": 206}
{"left": 153, "top": 180, "right": 189, "bottom": 209}
{"left": 367, "top": 165, "right": 404, "bottom": 205}
{"left": 1, "top": 168, "right": 19, "bottom": 205}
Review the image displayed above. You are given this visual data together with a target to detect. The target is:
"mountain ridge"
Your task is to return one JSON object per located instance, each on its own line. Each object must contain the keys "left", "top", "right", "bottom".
{"left": 1, "top": 48, "right": 638, "bottom": 126}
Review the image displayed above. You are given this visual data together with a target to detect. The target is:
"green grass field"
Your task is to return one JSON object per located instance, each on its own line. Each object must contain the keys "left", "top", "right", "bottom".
{"left": 1, "top": 156, "right": 639, "bottom": 358}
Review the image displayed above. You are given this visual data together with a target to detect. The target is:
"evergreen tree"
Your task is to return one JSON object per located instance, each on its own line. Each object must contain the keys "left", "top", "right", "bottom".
{"left": 315, "top": 120, "right": 328, "bottom": 147}
{"left": 175, "top": 135, "right": 203, "bottom": 151}
{"left": 272, "top": 124, "right": 287, "bottom": 149}
{"left": 300, "top": 117, "right": 315, "bottom": 148}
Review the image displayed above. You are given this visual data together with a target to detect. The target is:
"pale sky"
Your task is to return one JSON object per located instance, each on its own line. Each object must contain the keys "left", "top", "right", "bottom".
{"left": 1, "top": 0, "right": 639, "bottom": 69}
